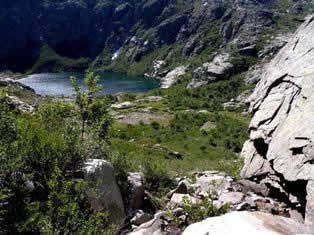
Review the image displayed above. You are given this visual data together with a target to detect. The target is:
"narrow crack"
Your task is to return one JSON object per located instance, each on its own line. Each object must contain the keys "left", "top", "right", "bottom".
{"left": 256, "top": 96, "right": 284, "bottom": 128}
{"left": 301, "top": 47, "right": 314, "bottom": 58}
{"left": 286, "top": 87, "right": 301, "bottom": 115}
{"left": 293, "top": 38, "right": 299, "bottom": 51}
{"left": 306, "top": 15, "right": 314, "bottom": 27}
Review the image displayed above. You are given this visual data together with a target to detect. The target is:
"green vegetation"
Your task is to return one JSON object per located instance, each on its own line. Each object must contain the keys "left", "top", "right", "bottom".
{"left": 0, "top": 64, "right": 250, "bottom": 233}
{"left": 0, "top": 73, "right": 114, "bottom": 233}
{"left": 30, "top": 45, "right": 90, "bottom": 73}
{"left": 109, "top": 110, "right": 247, "bottom": 180}
{"left": 149, "top": 73, "right": 251, "bottom": 111}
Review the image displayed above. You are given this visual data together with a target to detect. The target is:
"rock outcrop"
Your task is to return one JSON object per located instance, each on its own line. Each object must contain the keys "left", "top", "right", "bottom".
{"left": 82, "top": 159, "right": 125, "bottom": 221}
{"left": 161, "top": 66, "right": 187, "bottom": 88}
{"left": 188, "top": 53, "right": 233, "bottom": 88}
{"left": 7, "top": 96, "right": 35, "bottom": 113}
{"left": 241, "top": 14, "right": 314, "bottom": 225}
{"left": 182, "top": 211, "right": 314, "bottom": 235}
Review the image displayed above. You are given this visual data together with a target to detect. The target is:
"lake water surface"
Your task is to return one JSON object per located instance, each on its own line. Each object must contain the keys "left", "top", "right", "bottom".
{"left": 19, "top": 72, "right": 159, "bottom": 97}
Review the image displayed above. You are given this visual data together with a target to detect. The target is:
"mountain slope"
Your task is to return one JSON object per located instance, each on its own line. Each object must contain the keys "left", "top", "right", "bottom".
{"left": 0, "top": 0, "right": 313, "bottom": 74}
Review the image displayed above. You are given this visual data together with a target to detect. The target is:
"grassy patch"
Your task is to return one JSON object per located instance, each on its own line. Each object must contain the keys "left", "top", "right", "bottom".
{"left": 30, "top": 45, "right": 90, "bottom": 73}
{"left": 149, "top": 73, "right": 250, "bottom": 112}
{"left": 109, "top": 111, "right": 248, "bottom": 182}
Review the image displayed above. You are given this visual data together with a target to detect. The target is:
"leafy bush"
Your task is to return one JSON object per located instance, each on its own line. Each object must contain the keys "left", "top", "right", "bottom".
{"left": 0, "top": 74, "right": 115, "bottom": 233}
{"left": 182, "top": 196, "right": 230, "bottom": 224}
{"left": 142, "top": 158, "right": 175, "bottom": 197}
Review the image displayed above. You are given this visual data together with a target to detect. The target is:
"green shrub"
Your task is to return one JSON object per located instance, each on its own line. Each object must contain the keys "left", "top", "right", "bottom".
{"left": 182, "top": 196, "right": 230, "bottom": 224}
{"left": 142, "top": 158, "right": 175, "bottom": 197}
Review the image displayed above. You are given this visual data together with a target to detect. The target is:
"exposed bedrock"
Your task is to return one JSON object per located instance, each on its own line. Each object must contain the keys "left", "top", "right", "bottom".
{"left": 241, "top": 14, "right": 314, "bottom": 225}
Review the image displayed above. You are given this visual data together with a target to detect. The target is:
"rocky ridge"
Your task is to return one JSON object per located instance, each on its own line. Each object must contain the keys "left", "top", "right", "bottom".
{"left": 1, "top": 0, "right": 313, "bottom": 74}
{"left": 241, "top": 13, "right": 314, "bottom": 225}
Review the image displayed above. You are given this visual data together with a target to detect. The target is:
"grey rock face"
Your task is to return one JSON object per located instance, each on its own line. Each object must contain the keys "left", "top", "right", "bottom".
{"left": 182, "top": 211, "right": 314, "bottom": 235}
{"left": 241, "top": 14, "right": 314, "bottom": 224}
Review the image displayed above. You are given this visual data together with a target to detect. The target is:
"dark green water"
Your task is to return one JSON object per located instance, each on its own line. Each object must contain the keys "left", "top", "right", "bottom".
{"left": 19, "top": 72, "right": 159, "bottom": 97}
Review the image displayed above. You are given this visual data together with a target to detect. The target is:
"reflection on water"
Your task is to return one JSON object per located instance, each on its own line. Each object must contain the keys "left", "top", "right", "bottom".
{"left": 19, "top": 72, "right": 159, "bottom": 97}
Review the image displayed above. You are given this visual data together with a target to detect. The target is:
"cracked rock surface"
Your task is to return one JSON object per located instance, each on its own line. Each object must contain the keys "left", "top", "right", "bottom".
{"left": 241, "top": 14, "right": 314, "bottom": 225}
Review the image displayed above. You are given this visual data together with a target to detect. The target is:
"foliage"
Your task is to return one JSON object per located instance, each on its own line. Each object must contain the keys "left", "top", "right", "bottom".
{"left": 149, "top": 73, "right": 249, "bottom": 112}
{"left": 30, "top": 45, "right": 90, "bottom": 73}
{"left": 182, "top": 194, "right": 230, "bottom": 224}
{"left": 0, "top": 76, "right": 114, "bottom": 233}
{"left": 71, "top": 71, "right": 111, "bottom": 139}
{"left": 109, "top": 108, "right": 248, "bottom": 182}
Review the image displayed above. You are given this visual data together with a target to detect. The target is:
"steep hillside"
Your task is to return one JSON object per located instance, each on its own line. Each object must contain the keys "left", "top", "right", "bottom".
{"left": 241, "top": 13, "right": 314, "bottom": 225}
{"left": 0, "top": 0, "right": 313, "bottom": 74}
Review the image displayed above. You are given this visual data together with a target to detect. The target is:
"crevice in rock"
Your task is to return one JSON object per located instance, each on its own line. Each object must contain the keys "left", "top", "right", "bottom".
{"left": 301, "top": 47, "right": 314, "bottom": 58}
{"left": 291, "top": 147, "right": 303, "bottom": 155}
{"left": 304, "top": 159, "right": 314, "bottom": 165}
{"left": 305, "top": 15, "right": 314, "bottom": 27}
{"left": 247, "top": 161, "right": 308, "bottom": 219}
{"left": 254, "top": 138, "right": 269, "bottom": 158}
{"left": 293, "top": 39, "right": 299, "bottom": 51}
{"left": 267, "top": 160, "right": 308, "bottom": 218}
{"left": 256, "top": 97, "right": 284, "bottom": 128}
{"left": 251, "top": 73, "right": 289, "bottom": 116}
{"left": 286, "top": 88, "right": 301, "bottom": 114}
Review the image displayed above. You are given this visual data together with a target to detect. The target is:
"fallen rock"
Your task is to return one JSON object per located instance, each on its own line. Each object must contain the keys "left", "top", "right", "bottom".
{"left": 168, "top": 151, "right": 183, "bottom": 159}
{"left": 223, "top": 101, "right": 242, "bottom": 110}
{"left": 128, "top": 211, "right": 164, "bottom": 235}
{"left": 239, "top": 179, "right": 270, "bottom": 197}
{"left": 167, "top": 181, "right": 189, "bottom": 199}
{"left": 182, "top": 211, "right": 314, "bottom": 235}
{"left": 218, "top": 192, "right": 245, "bottom": 205}
{"left": 127, "top": 172, "right": 145, "bottom": 212}
{"left": 0, "top": 77, "right": 35, "bottom": 92}
{"left": 161, "top": 66, "right": 187, "bottom": 89}
{"left": 82, "top": 159, "right": 125, "bottom": 221}
{"left": 200, "top": 121, "right": 216, "bottom": 133}
{"left": 238, "top": 44, "right": 257, "bottom": 56}
{"left": 136, "top": 96, "right": 163, "bottom": 103}
{"left": 131, "top": 210, "right": 154, "bottom": 226}
{"left": 111, "top": 101, "right": 135, "bottom": 109}
{"left": 116, "top": 112, "right": 171, "bottom": 125}
{"left": 193, "top": 171, "right": 234, "bottom": 197}
{"left": 170, "top": 194, "right": 201, "bottom": 207}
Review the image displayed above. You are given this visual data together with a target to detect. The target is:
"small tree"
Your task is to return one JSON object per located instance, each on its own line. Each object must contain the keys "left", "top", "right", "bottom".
{"left": 71, "top": 71, "right": 102, "bottom": 139}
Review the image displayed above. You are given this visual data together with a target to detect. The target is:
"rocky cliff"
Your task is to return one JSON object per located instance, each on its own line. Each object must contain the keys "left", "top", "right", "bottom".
{"left": 241, "top": 13, "right": 314, "bottom": 225}
{"left": 1, "top": 0, "right": 313, "bottom": 73}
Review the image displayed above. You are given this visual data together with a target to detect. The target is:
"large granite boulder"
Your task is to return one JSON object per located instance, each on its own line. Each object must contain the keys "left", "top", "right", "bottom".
{"left": 161, "top": 66, "right": 187, "bottom": 88}
{"left": 182, "top": 211, "right": 314, "bottom": 235}
{"left": 82, "top": 159, "right": 125, "bottom": 221}
{"left": 241, "top": 14, "right": 314, "bottom": 225}
{"left": 188, "top": 53, "right": 234, "bottom": 88}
